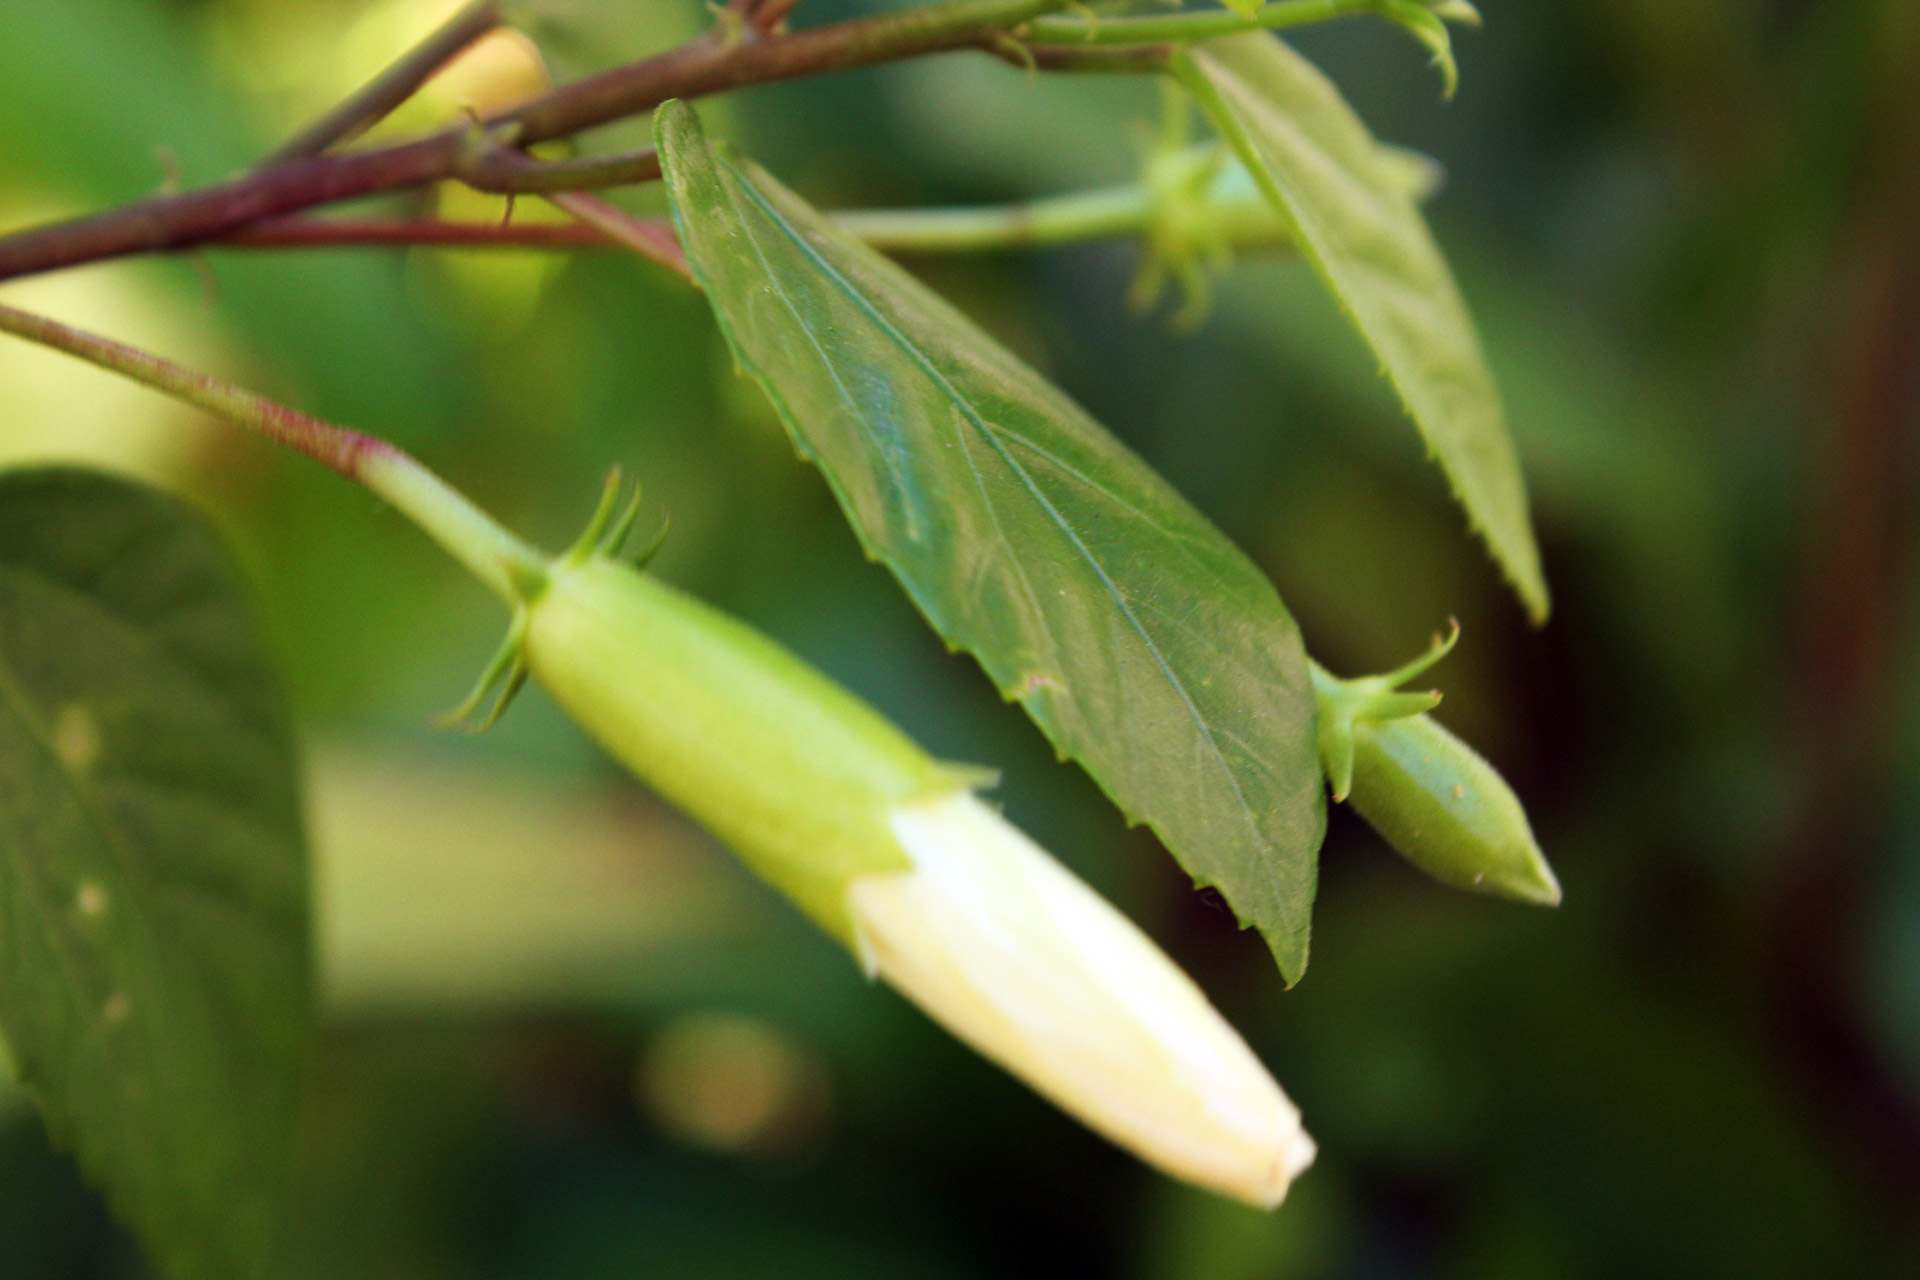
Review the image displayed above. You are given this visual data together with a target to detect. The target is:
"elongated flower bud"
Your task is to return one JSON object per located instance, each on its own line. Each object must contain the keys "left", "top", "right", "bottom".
{"left": 857, "top": 792, "right": 1314, "bottom": 1206}
{"left": 522, "top": 552, "right": 1313, "bottom": 1206}
{"left": 1344, "top": 711, "right": 1560, "bottom": 906}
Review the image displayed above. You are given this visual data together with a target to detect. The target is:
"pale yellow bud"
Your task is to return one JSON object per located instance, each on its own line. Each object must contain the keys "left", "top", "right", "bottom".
{"left": 850, "top": 792, "right": 1315, "bottom": 1208}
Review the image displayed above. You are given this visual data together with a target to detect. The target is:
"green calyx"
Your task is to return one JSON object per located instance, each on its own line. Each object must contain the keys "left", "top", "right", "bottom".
{"left": 1130, "top": 83, "right": 1280, "bottom": 328}
{"left": 1129, "top": 128, "right": 1233, "bottom": 327}
{"left": 558, "top": 466, "right": 672, "bottom": 573}
{"left": 1378, "top": 0, "right": 1481, "bottom": 99}
{"left": 1310, "top": 621, "right": 1457, "bottom": 802}
{"left": 441, "top": 468, "right": 668, "bottom": 733}
{"left": 438, "top": 467, "right": 965, "bottom": 948}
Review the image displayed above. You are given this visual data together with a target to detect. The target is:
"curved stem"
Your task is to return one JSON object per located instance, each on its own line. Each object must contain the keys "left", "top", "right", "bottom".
{"left": 264, "top": 0, "right": 504, "bottom": 163}
{"left": 0, "top": 302, "right": 544, "bottom": 604}
{"left": 1026, "top": 0, "right": 1377, "bottom": 45}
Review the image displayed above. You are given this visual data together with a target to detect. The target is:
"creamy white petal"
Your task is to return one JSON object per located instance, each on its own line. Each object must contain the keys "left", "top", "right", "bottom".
{"left": 848, "top": 791, "right": 1314, "bottom": 1207}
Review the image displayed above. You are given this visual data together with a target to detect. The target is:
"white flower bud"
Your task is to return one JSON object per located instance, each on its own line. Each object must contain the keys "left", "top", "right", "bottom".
{"left": 851, "top": 791, "right": 1315, "bottom": 1208}
{"left": 520, "top": 550, "right": 1314, "bottom": 1206}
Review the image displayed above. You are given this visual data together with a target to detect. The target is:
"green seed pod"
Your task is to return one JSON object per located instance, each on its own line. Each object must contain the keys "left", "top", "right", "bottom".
{"left": 1345, "top": 710, "right": 1559, "bottom": 905}
{"left": 1312, "top": 627, "right": 1560, "bottom": 907}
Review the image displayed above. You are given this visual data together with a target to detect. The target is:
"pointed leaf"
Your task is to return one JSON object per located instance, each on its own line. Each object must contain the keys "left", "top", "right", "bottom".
{"left": 657, "top": 102, "right": 1325, "bottom": 982}
{"left": 1176, "top": 34, "right": 1548, "bottom": 622}
{"left": 0, "top": 468, "right": 311, "bottom": 1280}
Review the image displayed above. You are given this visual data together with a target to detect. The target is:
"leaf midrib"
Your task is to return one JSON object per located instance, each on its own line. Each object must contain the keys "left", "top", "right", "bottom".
{"left": 714, "top": 159, "right": 1266, "bottom": 854}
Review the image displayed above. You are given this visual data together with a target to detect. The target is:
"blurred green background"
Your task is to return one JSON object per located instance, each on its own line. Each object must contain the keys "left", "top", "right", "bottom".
{"left": 3, "top": 0, "right": 1919, "bottom": 1274}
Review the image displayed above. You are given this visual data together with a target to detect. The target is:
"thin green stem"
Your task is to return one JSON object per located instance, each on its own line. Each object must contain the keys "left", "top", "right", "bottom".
{"left": 835, "top": 185, "right": 1150, "bottom": 251}
{"left": 1026, "top": 0, "right": 1377, "bottom": 45}
{"left": 0, "top": 301, "right": 543, "bottom": 604}
{"left": 834, "top": 158, "right": 1291, "bottom": 253}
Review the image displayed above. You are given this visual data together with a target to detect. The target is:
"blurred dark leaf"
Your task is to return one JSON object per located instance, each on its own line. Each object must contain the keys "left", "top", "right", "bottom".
{"left": 0, "top": 467, "right": 310, "bottom": 1280}
{"left": 658, "top": 101, "right": 1326, "bottom": 982}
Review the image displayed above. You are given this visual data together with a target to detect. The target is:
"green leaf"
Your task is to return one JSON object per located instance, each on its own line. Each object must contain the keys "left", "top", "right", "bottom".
{"left": 0, "top": 468, "right": 311, "bottom": 1280}
{"left": 1175, "top": 33, "right": 1549, "bottom": 623}
{"left": 657, "top": 102, "right": 1326, "bottom": 982}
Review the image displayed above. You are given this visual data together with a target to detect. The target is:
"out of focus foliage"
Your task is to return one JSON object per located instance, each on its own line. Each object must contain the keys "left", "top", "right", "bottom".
{"left": 2, "top": 0, "right": 1918, "bottom": 1275}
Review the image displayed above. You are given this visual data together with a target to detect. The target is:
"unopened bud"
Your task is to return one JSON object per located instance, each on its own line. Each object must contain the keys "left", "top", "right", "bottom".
{"left": 854, "top": 791, "right": 1314, "bottom": 1207}
{"left": 518, "top": 539, "right": 1312, "bottom": 1205}
{"left": 1312, "top": 627, "right": 1560, "bottom": 906}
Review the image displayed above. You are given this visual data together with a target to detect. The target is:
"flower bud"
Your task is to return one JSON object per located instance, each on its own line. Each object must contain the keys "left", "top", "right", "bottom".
{"left": 855, "top": 791, "right": 1314, "bottom": 1207}
{"left": 521, "top": 551, "right": 1313, "bottom": 1205}
{"left": 523, "top": 555, "right": 949, "bottom": 941}
{"left": 1312, "top": 627, "right": 1560, "bottom": 906}
{"left": 1344, "top": 711, "right": 1560, "bottom": 906}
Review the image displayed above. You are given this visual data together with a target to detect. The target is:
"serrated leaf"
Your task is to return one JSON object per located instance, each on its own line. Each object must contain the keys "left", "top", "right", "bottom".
{"left": 1176, "top": 33, "right": 1549, "bottom": 622}
{"left": 0, "top": 468, "right": 310, "bottom": 1280}
{"left": 657, "top": 101, "right": 1325, "bottom": 982}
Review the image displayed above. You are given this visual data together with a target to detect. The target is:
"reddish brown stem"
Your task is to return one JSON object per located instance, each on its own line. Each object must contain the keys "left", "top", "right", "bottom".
{"left": 547, "top": 194, "right": 692, "bottom": 282}
{"left": 0, "top": 0, "right": 1064, "bottom": 283}
{"left": 460, "top": 145, "right": 662, "bottom": 194}
{"left": 495, "top": 0, "right": 1059, "bottom": 145}
{"left": 217, "top": 217, "right": 616, "bottom": 250}
{"left": 0, "top": 301, "right": 382, "bottom": 477}
{"left": 0, "top": 135, "right": 460, "bottom": 279}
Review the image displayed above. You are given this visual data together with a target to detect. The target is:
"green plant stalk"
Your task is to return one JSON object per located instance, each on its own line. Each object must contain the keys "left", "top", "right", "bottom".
{"left": 1026, "top": 0, "right": 1378, "bottom": 46}
{"left": 834, "top": 185, "right": 1151, "bottom": 251}
{"left": 0, "top": 303, "right": 543, "bottom": 603}
{"left": 834, "top": 175, "right": 1293, "bottom": 253}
